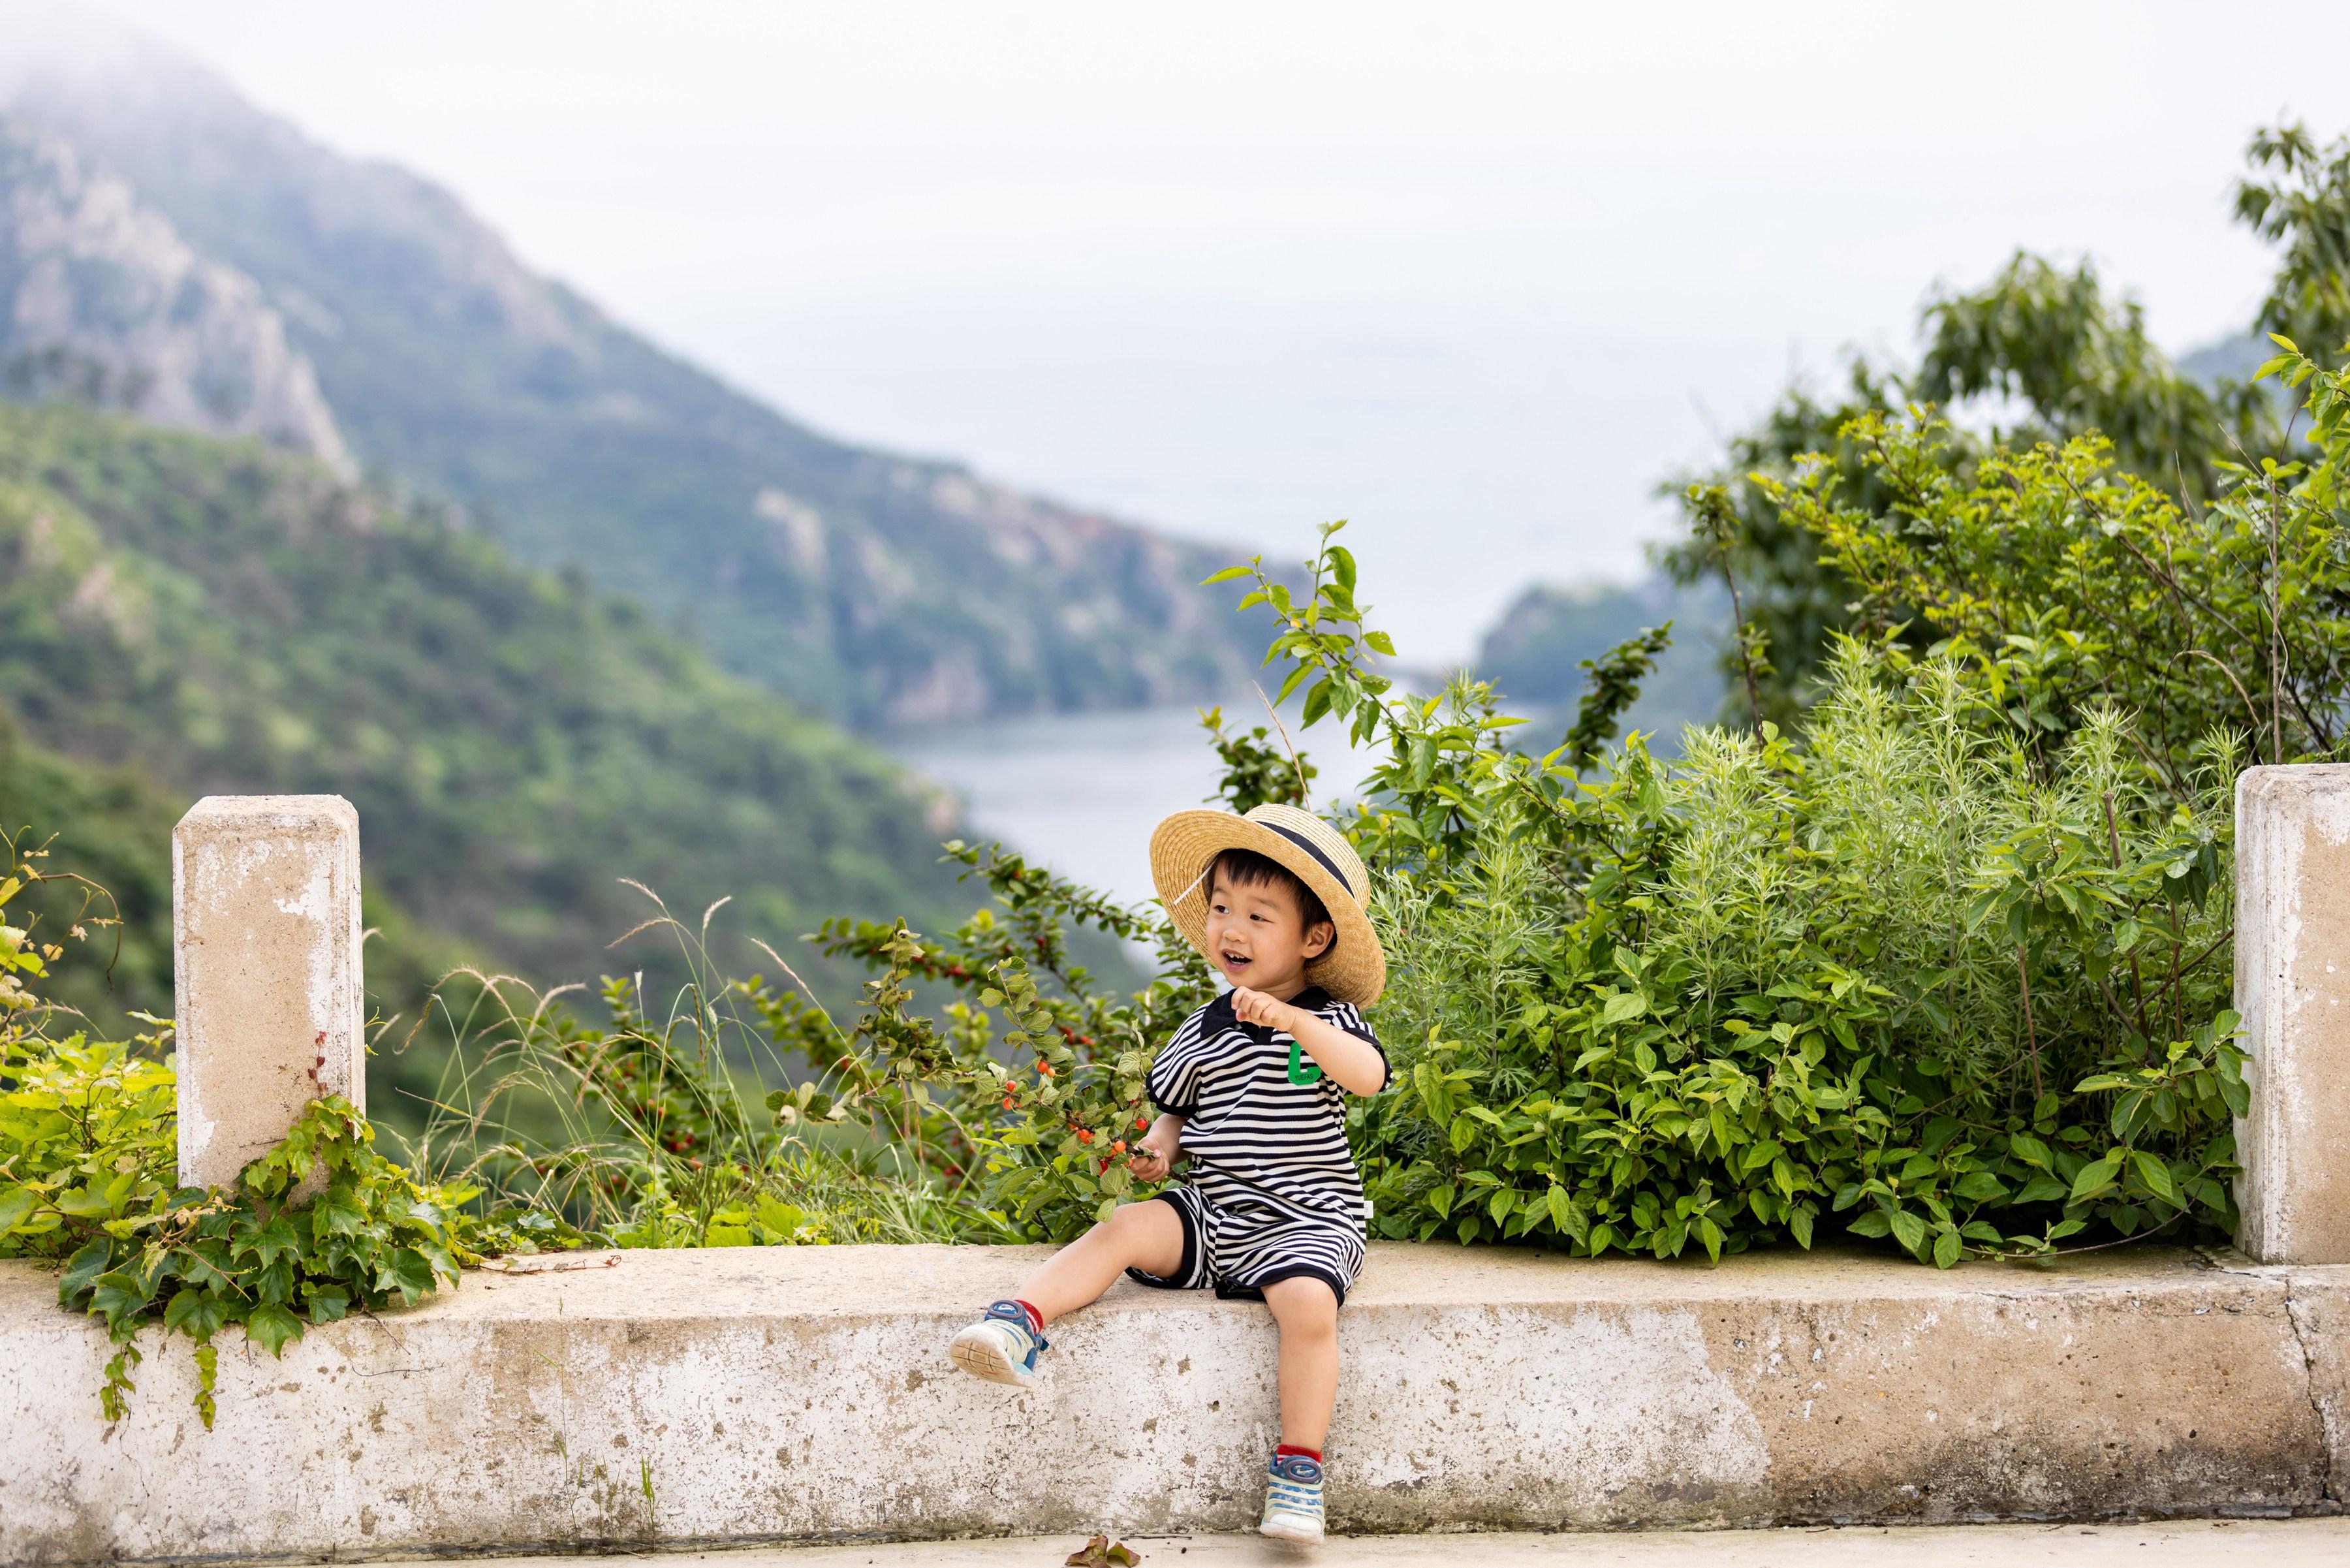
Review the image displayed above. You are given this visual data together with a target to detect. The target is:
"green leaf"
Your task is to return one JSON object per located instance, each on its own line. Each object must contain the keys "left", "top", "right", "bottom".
{"left": 2129, "top": 1150, "right": 2179, "bottom": 1207}
{"left": 242, "top": 1215, "right": 301, "bottom": 1267}
{"left": 0, "top": 1184, "right": 35, "bottom": 1233}
{"left": 1847, "top": 1210, "right": 1892, "bottom": 1240}
{"left": 164, "top": 1287, "right": 231, "bottom": 1340}
{"left": 243, "top": 1302, "right": 304, "bottom": 1359}
{"left": 1364, "top": 631, "right": 1396, "bottom": 657}
{"left": 88, "top": 1270, "right": 152, "bottom": 1326}
{"left": 311, "top": 1187, "right": 368, "bottom": 1239}
{"left": 1888, "top": 1208, "right": 1927, "bottom": 1257}
{"left": 1932, "top": 1227, "right": 1962, "bottom": 1269}
{"left": 2069, "top": 1152, "right": 2123, "bottom": 1204}
{"left": 1951, "top": 1171, "right": 2007, "bottom": 1202}
{"left": 59, "top": 1239, "right": 113, "bottom": 1305}
{"left": 1201, "top": 565, "right": 1255, "bottom": 585}
{"left": 1600, "top": 990, "right": 1648, "bottom": 1027}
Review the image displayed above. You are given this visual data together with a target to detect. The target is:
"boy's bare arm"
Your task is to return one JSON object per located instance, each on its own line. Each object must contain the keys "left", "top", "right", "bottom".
{"left": 1129, "top": 1112, "right": 1186, "bottom": 1182}
{"left": 1231, "top": 988, "right": 1387, "bottom": 1095}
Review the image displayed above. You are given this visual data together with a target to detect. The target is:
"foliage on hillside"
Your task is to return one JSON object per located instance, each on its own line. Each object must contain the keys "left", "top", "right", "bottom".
{"left": 3, "top": 61, "right": 1271, "bottom": 727}
{"left": 1661, "top": 122, "right": 2350, "bottom": 723}
{"left": 0, "top": 400, "right": 977, "bottom": 1119}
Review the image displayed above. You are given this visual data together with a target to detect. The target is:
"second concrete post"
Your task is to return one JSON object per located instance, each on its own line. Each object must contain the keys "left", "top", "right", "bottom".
{"left": 172, "top": 795, "right": 364, "bottom": 1190}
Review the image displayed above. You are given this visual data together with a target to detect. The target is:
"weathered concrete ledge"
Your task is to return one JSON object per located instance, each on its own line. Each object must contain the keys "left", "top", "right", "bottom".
{"left": 3, "top": 1243, "right": 2345, "bottom": 1563}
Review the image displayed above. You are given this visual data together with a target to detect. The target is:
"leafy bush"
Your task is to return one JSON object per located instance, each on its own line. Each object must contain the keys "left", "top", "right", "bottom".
{"left": 1, "top": 848, "right": 474, "bottom": 1426}
{"left": 1661, "top": 120, "right": 2349, "bottom": 723}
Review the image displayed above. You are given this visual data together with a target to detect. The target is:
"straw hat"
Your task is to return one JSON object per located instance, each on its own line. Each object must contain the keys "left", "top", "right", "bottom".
{"left": 1150, "top": 802, "right": 1385, "bottom": 1005}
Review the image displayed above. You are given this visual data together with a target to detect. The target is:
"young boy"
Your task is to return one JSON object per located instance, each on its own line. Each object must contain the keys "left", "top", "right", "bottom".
{"left": 946, "top": 802, "right": 1388, "bottom": 1546}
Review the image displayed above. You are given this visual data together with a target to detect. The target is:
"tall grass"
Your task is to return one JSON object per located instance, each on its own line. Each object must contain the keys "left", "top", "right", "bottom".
{"left": 382, "top": 883, "right": 998, "bottom": 1249}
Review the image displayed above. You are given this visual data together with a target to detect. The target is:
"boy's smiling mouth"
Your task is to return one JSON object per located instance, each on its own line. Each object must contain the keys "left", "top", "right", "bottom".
{"left": 1220, "top": 948, "right": 1253, "bottom": 976}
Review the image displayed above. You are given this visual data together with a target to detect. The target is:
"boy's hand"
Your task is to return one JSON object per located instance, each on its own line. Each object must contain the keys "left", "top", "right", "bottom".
{"left": 1229, "top": 986, "right": 1297, "bottom": 1032}
{"left": 1129, "top": 1115, "right": 1183, "bottom": 1183}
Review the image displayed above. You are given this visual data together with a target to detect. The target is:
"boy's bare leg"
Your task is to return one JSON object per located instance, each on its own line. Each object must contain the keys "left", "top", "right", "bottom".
{"left": 1014, "top": 1199, "right": 1185, "bottom": 1325}
{"left": 1262, "top": 1276, "right": 1340, "bottom": 1450}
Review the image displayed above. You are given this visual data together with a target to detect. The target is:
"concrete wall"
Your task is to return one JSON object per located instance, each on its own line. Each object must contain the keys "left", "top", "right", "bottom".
{"left": 3, "top": 1244, "right": 2342, "bottom": 1563}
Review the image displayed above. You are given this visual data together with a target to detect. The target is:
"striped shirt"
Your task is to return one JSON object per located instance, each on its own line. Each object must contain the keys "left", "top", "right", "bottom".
{"left": 1148, "top": 986, "right": 1388, "bottom": 1230}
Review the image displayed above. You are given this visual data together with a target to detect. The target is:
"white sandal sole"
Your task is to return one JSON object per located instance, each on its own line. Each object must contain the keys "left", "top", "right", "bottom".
{"left": 948, "top": 1324, "right": 1033, "bottom": 1387}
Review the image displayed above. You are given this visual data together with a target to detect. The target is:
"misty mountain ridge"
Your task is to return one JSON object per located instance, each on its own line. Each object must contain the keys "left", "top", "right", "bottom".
{"left": 0, "top": 25, "right": 1272, "bottom": 727}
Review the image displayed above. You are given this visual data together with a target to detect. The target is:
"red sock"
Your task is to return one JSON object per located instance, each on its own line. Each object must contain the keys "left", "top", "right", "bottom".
{"left": 1276, "top": 1444, "right": 1323, "bottom": 1464}
{"left": 1014, "top": 1299, "right": 1045, "bottom": 1334}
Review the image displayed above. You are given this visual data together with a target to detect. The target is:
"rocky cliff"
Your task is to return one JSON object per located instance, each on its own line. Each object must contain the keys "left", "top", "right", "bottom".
{"left": 0, "top": 119, "right": 350, "bottom": 475}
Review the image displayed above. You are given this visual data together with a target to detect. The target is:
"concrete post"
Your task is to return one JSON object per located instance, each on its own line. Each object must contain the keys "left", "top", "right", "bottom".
{"left": 2234, "top": 764, "right": 2350, "bottom": 1263}
{"left": 172, "top": 796, "right": 364, "bottom": 1189}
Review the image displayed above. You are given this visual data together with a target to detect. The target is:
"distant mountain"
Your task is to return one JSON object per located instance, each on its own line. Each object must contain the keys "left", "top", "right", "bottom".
{"left": 0, "top": 398, "right": 983, "bottom": 1117}
{"left": 0, "top": 119, "right": 350, "bottom": 473}
{"left": 0, "top": 39, "right": 1269, "bottom": 727}
{"left": 1475, "top": 575, "right": 1731, "bottom": 747}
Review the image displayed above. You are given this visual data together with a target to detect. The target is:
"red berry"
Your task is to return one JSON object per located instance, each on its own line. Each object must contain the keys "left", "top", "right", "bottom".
{"left": 1077, "top": 1129, "right": 1094, "bottom": 1144}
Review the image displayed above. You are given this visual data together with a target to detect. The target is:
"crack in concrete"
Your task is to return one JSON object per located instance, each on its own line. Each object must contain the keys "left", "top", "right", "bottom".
{"left": 2194, "top": 1248, "right": 2335, "bottom": 1507}
{"left": 2281, "top": 1276, "right": 2339, "bottom": 1505}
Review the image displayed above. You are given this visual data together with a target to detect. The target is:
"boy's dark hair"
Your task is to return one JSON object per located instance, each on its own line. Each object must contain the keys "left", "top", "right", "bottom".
{"left": 1206, "top": 848, "right": 1337, "bottom": 950}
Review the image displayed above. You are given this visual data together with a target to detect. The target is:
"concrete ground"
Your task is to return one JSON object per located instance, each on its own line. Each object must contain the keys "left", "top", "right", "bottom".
{"left": 458, "top": 1519, "right": 2350, "bottom": 1567}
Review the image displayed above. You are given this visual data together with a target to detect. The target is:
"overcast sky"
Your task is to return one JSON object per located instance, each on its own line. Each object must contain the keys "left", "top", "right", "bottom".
{"left": 54, "top": 3, "right": 2350, "bottom": 660}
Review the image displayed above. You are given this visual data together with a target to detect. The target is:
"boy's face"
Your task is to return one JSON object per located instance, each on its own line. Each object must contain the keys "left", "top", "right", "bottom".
{"left": 1204, "top": 869, "right": 1332, "bottom": 997}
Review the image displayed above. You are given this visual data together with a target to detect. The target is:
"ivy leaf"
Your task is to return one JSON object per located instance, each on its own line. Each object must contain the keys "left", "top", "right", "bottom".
{"left": 311, "top": 1187, "right": 369, "bottom": 1240}
{"left": 243, "top": 1302, "right": 304, "bottom": 1359}
{"left": 59, "top": 1238, "right": 114, "bottom": 1306}
{"left": 164, "top": 1287, "right": 232, "bottom": 1340}
{"left": 88, "top": 1270, "right": 153, "bottom": 1327}
{"left": 242, "top": 1214, "right": 302, "bottom": 1267}
{"left": 0, "top": 1184, "right": 35, "bottom": 1233}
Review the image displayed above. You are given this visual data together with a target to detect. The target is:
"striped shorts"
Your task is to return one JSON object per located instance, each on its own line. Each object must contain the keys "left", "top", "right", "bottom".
{"left": 1124, "top": 1184, "right": 1368, "bottom": 1307}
